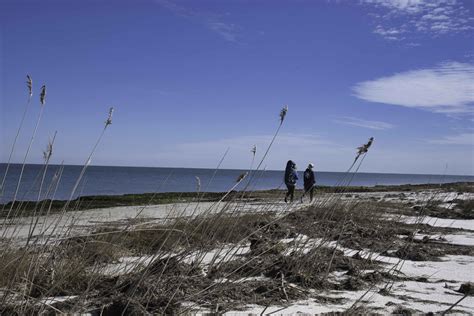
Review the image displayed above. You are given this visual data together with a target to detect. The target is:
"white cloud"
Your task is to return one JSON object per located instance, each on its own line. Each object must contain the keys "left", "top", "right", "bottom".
{"left": 429, "top": 133, "right": 474, "bottom": 145}
{"left": 366, "top": 0, "right": 445, "bottom": 11}
{"left": 361, "top": 0, "right": 474, "bottom": 40}
{"left": 155, "top": 0, "right": 240, "bottom": 42}
{"left": 352, "top": 62, "right": 474, "bottom": 114}
{"left": 334, "top": 117, "right": 395, "bottom": 130}
{"left": 207, "top": 22, "right": 239, "bottom": 42}
{"left": 373, "top": 25, "right": 405, "bottom": 40}
{"left": 364, "top": 0, "right": 425, "bottom": 13}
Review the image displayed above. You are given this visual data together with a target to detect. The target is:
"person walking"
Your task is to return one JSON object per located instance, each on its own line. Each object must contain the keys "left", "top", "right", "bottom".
{"left": 284, "top": 160, "right": 298, "bottom": 203}
{"left": 301, "top": 163, "right": 315, "bottom": 203}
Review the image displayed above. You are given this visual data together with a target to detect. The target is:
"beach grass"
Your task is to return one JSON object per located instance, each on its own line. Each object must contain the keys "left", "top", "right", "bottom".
{"left": 1, "top": 79, "right": 472, "bottom": 315}
{"left": 1, "top": 186, "right": 472, "bottom": 314}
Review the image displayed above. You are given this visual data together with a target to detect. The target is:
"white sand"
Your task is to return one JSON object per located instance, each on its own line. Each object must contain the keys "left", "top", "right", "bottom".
{"left": 400, "top": 215, "right": 474, "bottom": 231}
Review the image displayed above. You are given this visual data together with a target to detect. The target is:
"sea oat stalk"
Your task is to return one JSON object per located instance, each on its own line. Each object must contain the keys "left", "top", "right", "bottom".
{"left": 44, "top": 108, "right": 114, "bottom": 243}
{"left": 244, "top": 145, "right": 257, "bottom": 190}
{"left": 59, "top": 108, "right": 114, "bottom": 214}
{"left": 2, "top": 84, "right": 47, "bottom": 232}
{"left": 61, "top": 107, "right": 114, "bottom": 225}
{"left": 255, "top": 105, "right": 288, "bottom": 173}
{"left": 240, "top": 105, "right": 288, "bottom": 197}
{"left": 0, "top": 75, "right": 34, "bottom": 198}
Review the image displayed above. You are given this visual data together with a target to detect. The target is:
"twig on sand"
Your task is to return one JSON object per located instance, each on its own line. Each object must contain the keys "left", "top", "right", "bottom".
{"left": 442, "top": 294, "right": 468, "bottom": 315}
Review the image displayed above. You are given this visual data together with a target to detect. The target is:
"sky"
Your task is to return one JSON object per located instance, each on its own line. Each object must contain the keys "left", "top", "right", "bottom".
{"left": 0, "top": 0, "right": 473, "bottom": 175}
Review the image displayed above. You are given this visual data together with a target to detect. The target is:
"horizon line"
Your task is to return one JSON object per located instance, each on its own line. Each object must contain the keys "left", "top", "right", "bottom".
{"left": 1, "top": 162, "right": 473, "bottom": 178}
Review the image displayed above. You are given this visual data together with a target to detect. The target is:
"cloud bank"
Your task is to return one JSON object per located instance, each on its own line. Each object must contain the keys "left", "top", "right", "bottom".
{"left": 361, "top": 0, "right": 474, "bottom": 41}
{"left": 353, "top": 62, "right": 474, "bottom": 114}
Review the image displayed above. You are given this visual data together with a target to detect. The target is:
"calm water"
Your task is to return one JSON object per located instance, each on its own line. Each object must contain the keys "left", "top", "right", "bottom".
{"left": 0, "top": 163, "right": 473, "bottom": 203}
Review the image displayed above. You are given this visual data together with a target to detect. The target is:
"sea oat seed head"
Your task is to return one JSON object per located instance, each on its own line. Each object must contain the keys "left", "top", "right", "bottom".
{"left": 356, "top": 137, "right": 375, "bottom": 155}
{"left": 43, "top": 139, "right": 53, "bottom": 162}
{"left": 236, "top": 172, "right": 248, "bottom": 182}
{"left": 40, "top": 85, "right": 46, "bottom": 105}
{"left": 367, "top": 137, "right": 374, "bottom": 149}
{"left": 280, "top": 105, "right": 288, "bottom": 123}
{"left": 105, "top": 107, "right": 114, "bottom": 126}
{"left": 26, "top": 75, "right": 33, "bottom": 97}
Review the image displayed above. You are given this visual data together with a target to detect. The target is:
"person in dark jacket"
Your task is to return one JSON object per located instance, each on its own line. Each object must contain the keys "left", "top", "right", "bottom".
{"left": 284, "top": 160, "right": 298, "bottom": 203}
{"left": 301, "top": 163, "right": 315, "bottom": 202}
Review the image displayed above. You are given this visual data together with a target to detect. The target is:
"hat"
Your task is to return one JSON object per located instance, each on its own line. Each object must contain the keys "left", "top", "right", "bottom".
{"left": 308, "top": 163, "right": 314, "bottom": 169}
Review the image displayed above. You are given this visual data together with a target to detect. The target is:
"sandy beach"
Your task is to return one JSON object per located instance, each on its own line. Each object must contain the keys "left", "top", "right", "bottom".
{"left": 0, "top": 183, "right": 472, "bottom": 314}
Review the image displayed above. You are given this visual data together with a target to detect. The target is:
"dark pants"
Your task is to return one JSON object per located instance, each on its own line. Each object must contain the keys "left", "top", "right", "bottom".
{"left": 285, "top": 184, "right": 295, "bottom": 202}
{"left": 302, "top": 186, "right": 314, "bottom": 202}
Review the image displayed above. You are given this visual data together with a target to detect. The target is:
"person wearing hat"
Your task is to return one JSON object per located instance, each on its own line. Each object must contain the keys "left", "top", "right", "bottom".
{"left": 284, "top": 160, "right": 298, "bottom": 203}
{"left": 301, "top": 163, "right": 316, "bottom": 202}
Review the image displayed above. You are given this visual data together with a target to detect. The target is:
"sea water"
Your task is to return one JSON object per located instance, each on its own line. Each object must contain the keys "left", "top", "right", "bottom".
{"left": 0, "top": 163, "right": 472, "bottom": 203}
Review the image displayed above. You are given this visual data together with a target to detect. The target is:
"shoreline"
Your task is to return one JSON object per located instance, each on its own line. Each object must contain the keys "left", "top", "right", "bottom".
{"left": 1, "top": 181, "right": 472, "bottom": 215}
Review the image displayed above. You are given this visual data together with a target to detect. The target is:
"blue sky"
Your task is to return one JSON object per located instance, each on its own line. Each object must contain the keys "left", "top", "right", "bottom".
{"left": 1, "top": 0, "right": 473, "bottom": 175}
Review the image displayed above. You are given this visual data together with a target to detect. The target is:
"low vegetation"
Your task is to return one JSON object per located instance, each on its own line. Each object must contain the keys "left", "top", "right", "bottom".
{"left": 1, "top": 79, "right": 472, "bottom": 314}
{"left": 1, "top": 188, "right": 471, "bottom": 314}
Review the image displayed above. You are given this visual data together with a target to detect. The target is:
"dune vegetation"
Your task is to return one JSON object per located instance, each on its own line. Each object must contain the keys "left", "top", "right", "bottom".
{"left": 0, "top": 76, "right": 473, "bottom": 315}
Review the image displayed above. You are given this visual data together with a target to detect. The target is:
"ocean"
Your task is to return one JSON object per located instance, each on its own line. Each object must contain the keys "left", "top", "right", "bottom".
{"left": 0, "top": 163, "right": 473, "bottom": 203}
